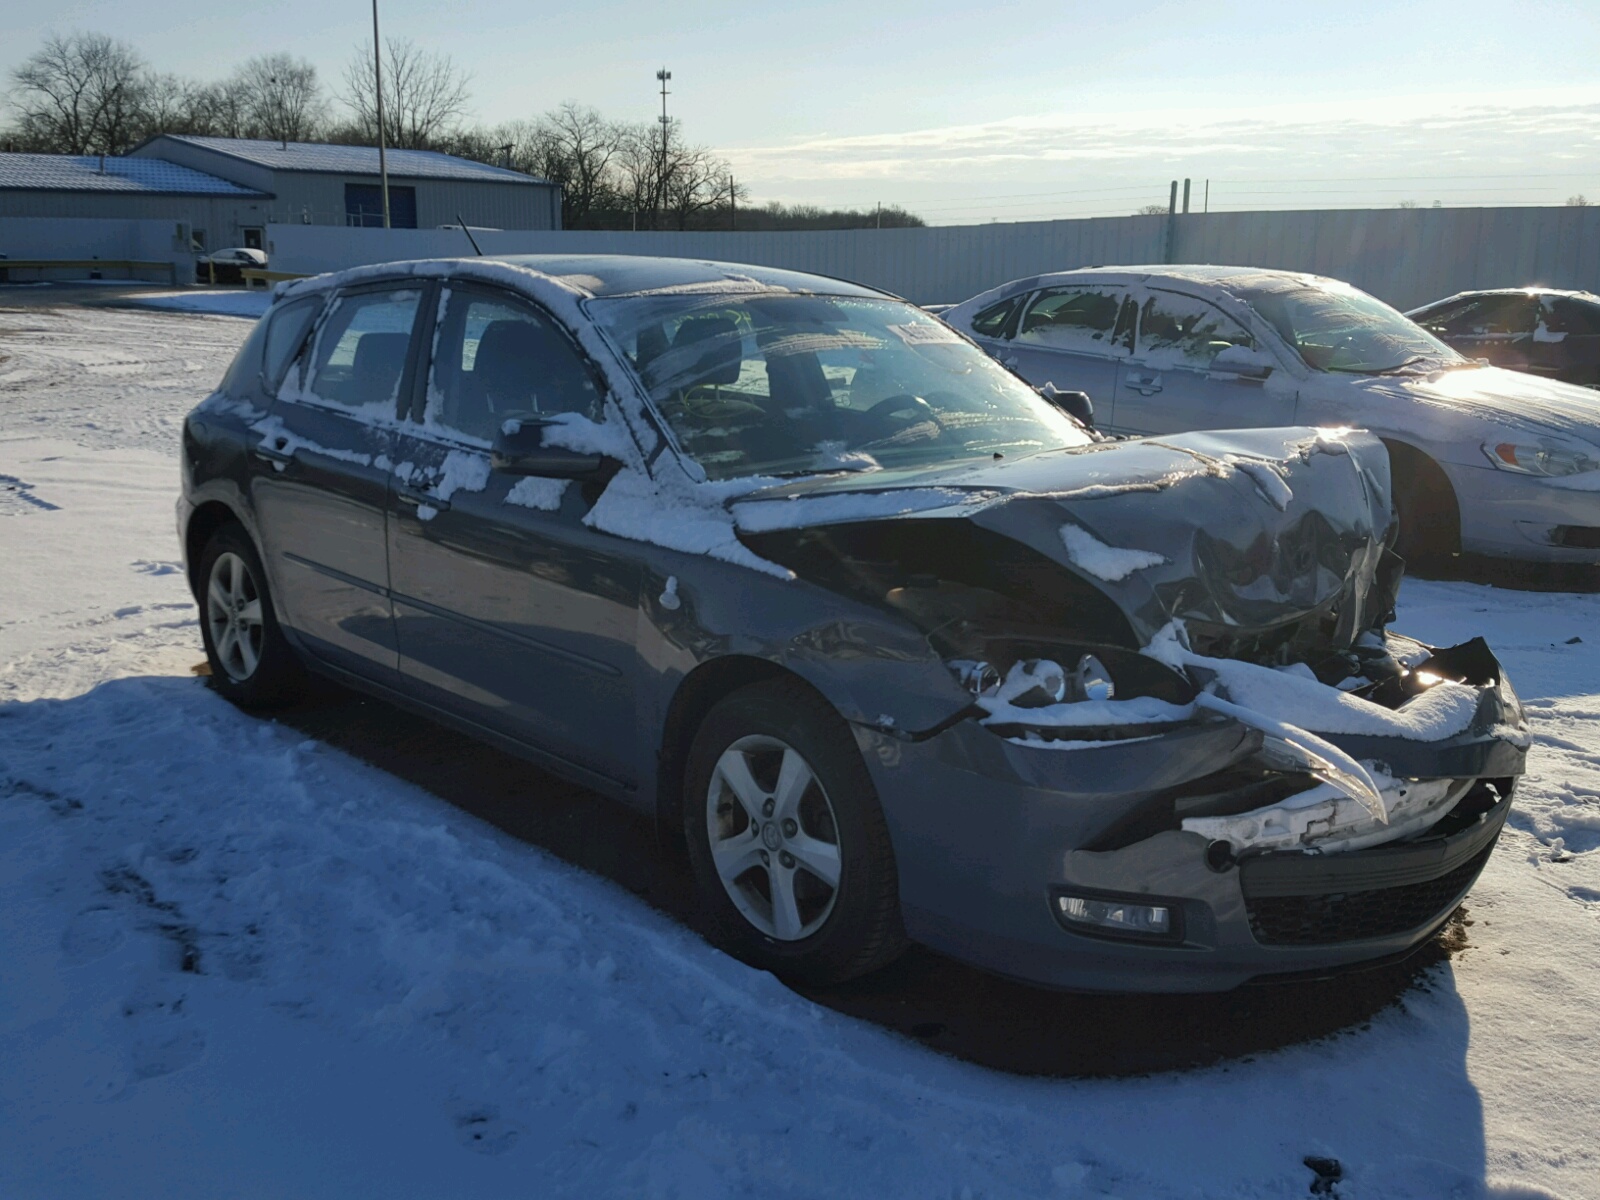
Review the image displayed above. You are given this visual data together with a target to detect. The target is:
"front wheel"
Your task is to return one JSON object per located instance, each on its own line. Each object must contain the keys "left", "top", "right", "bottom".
{"left": 197, "top": 524, "right": 307, "bottom": 708}
{"left": 683, "top": 678, "right": 907, "bottom": 986}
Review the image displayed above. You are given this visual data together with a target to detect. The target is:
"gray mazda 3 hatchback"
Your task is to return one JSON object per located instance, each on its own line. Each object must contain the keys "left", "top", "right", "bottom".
{"left": 179, "top": 255, "right": 1528, "bottom": 992}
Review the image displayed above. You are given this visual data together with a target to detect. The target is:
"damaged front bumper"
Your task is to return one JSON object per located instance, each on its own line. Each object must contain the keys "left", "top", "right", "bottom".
{"left": 857, "top": 640, "right": 1526, "bottom": 993}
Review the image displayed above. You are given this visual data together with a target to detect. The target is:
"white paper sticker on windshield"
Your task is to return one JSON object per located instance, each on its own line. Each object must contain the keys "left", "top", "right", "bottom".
{"left": 888, "top": 321, "right": 962, "bottom": 346}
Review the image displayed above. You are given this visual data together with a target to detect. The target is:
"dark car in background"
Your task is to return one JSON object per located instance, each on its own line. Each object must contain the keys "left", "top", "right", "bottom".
{"left": 1407, "top": 288, "right": 1600, "bottom": 388}
{"left": 178, "top": 255, "right": 1526, "bottom": 993}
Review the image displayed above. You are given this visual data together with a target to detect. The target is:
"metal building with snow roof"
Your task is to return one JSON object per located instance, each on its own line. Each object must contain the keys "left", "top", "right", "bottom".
{"left": 130, "top": 135, "right": 561, "bottom": 237}
{"left": 0, "top": 152, "right": 275, "bottom": 248}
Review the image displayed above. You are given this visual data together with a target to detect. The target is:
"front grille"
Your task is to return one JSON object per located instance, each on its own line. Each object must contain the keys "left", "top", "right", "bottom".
{"left": 1245, "top": 845, "right": 1493, "bottom": 946}
{"left": 1185, "top": 610, "right": 1334, "bottom": 668}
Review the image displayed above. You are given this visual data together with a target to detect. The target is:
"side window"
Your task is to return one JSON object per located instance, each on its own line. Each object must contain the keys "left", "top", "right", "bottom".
{"left": 261, "top": 295, "right": 323, "bottom": 394}
{"left": 1412, "top": 300, "right": 1470, "bottom": 336}
{"left": 1541, "top": 298, "right": 1599, "bottom": 337}
{"left": 1137, "top": 291, "right": 1254, "bottom": 369}
{"left": 1016, "top": 287, "right": 1126, "bottom": 355}
{"left": 424, "top": 288, "right": 603, "bottom": 444}
{"left": 970, "top": 295, "right": 1021, "bottom": 338}
{"left": 304, "top": 287, "right": 423, "bottom": 413}
{"left": 1437, "top": 295, "right": 1535, "bottom": 337}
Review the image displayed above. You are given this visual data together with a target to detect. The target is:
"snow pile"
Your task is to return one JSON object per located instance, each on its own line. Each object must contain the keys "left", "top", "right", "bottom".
{"left": 1145, "top": 621, "right": 1483, "bottom": 742}
{"left": 503, "top": 477, "right": 568, "bottom": 511}
{"left": 1225, "top": 456, "right": 1293, "bottom": 511}
{"left": 1058, "top": 522, "right": 1167, "bottom": 581}
{"left": 433, "top": 449, "right": 492, "bottom": 501}
{"left": 979, "top": 692, "right": 1193, "bottom": 729}
{"left": 582, "top": 466, "right": 794, "bottom": 580}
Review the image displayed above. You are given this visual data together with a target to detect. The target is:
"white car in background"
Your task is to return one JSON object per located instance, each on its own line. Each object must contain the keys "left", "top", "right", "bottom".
{"left": 942, "top": 266, "right": 1600, "bottom": 567}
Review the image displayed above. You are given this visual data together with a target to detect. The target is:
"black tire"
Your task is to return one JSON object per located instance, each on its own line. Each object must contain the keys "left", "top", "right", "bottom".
{"left": 196, "top": 523, "right": 308, "bottom": 709}
{"left": 683, "top": 677, "right": 907, "bottom": 986}
{"left": 1385, "top": 441, "right": 1460, "bottom": 573}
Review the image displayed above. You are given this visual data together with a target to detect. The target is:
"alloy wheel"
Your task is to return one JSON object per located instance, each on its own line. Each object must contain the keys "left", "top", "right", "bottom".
{"left": 705, "top": 735, "right": 843, "bottom": 941}
{"left": 205, "top": 551, "right": 265, "bottom": 682}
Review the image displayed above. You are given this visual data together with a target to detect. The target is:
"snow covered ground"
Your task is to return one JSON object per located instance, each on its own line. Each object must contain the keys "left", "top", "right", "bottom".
{"left": 1, "top": 301, "right": 1596, "bottom": 1200}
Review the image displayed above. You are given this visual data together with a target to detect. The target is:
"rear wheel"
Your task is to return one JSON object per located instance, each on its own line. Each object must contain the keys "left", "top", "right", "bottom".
{"left": 683, "top": 678, "right": 907, "bottom": 985}
{"left": 197, "top": 524, "right": 307, "bottom": 709}
{"left": 1385, "top": 441, "right": 1460, "bottom": 573}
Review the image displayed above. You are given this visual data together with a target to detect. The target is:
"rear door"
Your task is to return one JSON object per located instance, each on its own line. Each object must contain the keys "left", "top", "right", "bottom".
{"left": 992, "top": 285, "right": 1132, "bottom": 427}
{"left": 1532, "top": 296, "right": 1600, "bottom": 385}
{"left": 385, "top": 282, "right": 641, "bottom": 787}
{"left": 249, "top": 282, "right": 426, "bottom": 681}
{"left": 1113, "top": 288, "right": 1296, "bottom": 435}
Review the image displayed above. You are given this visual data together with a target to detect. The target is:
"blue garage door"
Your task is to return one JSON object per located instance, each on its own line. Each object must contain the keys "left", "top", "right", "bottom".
{"left": 345, "top": 183, "right": 418, "bottom": 229}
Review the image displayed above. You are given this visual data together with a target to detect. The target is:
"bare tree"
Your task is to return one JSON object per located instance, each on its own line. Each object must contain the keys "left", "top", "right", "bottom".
{"left": 1567, "top": 194, "right": 1591, "bottom": 207}
{"left": 191, "top": 77, "right": 258, "bottom": 139}
{"left": 340, "top": 37, "right": 470, "bottom": 150}
{"left": 664, "top": 146, "right": 741, "bottom": 230}
{"left": 136, "top": 71, "right": 222, "bottom": 138}
{"left": 527, "top": 103, "right": 624, "bottom": 227}
{"left": 236, "top": 53, "right": 325, "bottom": 144}
{"left": 1134, "top": 203, "right": 1170, "bottom": 216}
{"left": 7, "top": 31, "right": 149, "bottom": 153}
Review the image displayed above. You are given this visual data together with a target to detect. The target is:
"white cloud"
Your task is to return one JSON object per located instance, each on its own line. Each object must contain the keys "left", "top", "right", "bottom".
{"left": 723, "top": 87, "right": 1600, "bottom": 216}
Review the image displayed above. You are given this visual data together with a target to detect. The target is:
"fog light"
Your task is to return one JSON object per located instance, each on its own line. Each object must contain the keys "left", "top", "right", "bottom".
{"left": 1056, "top": 894, "right": 1172, "bottom": 937}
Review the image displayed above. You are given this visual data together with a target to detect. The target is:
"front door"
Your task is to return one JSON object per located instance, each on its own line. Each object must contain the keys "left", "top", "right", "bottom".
{"left": 242, "top": 227, "right": 264, "bottom": 251}
{"left": 1113, "top": 288, "right": 1298, "bottom": 435}
{"left": 993, "top": 285, "right": 1132, "bottom": 429}
{"left": 385, "top": 282, "right": 640, "bottom": 786}
{"left": 250, "top": 283, "right": 426, "bottom": 681}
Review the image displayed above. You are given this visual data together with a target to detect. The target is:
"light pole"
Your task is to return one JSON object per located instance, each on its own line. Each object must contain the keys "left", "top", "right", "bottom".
{"left": 372, "top": 0, "right": 391, "bottom": 229}
{"left": 656, "top": 67, "right": 671, "bottom": 230}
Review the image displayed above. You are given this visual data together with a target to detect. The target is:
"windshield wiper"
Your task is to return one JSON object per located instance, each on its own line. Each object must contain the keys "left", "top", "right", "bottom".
{"left": 1324, "top": 354, "right": 1436, "bottom": 376}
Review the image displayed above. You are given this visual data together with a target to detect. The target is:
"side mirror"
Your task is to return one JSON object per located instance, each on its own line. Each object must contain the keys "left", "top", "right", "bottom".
{"left": 1210, "top": 344, "right": 1274, "bottom": 380}
{"left": 1039, "top": 381, "right": 1094, "bottom": 427}
{"left": 491, "top": 420, "right": 614, "bottom": 481}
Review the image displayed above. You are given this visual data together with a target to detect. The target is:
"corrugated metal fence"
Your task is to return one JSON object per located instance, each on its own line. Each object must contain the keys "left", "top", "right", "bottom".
{"left": 262, "top": 204, "right": 1600, "bottom": 310}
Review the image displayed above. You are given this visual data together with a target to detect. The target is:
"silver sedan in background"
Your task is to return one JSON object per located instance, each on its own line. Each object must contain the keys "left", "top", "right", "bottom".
{"left": 942, "top": 266, "right": 1600, "bottom": 566}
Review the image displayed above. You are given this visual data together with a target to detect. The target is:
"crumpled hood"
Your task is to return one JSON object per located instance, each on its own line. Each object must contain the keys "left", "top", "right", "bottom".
{"left": 1352, "top": 365, "right": 1600, "bottom": 446}
{"left": 732, "top": 427, "right": 1396, "bottom": 647}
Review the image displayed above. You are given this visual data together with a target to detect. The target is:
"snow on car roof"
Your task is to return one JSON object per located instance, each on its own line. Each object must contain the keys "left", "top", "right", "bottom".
{"left": 1030, "top": 264, "right": 1337, "bottom": 292}
{"left": 1407, "top": 287, "right": 1600, "bottom": 312}
{"left": 0, "top": 152, "right": 268, "bottom": 196}
{"left": 493, "top": 255, "right": 892, "bottom": 299}
{"left": 286, "top": 255, "right": 891, "bottom": 301}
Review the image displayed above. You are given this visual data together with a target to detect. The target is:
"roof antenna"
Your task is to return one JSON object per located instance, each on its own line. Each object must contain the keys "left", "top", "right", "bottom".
{"left": 455, "top": 212, "right": 482, "bottom": 255}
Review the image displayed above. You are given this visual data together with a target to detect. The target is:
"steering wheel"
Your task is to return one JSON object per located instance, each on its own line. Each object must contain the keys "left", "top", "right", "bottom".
{"left": 855, "top": 393, "right": 944, "bottom": 444}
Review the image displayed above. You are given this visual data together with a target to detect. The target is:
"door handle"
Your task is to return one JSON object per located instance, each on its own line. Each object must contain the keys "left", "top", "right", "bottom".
{"left": 1128, "top": 375, "right": 1163, "bottom": 395}
{"left": 396, "top": 488, "right": 450, "bottom": 513}
{"left": 252, "top": 438, "right": 294, "bottom": 468}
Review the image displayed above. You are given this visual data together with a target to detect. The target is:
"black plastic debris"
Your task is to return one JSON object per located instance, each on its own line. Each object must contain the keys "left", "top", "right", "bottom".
{"left": 1304, "top": 1156, "right": 1343, "bottom": 1195}
{"left": 1566, "top": 636, "right": 1582, "bottom": 644}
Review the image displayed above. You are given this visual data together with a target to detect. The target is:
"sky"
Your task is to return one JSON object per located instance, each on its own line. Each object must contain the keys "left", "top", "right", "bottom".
{"left": 2, "top": 0, "right": 1598, "bottom": 222}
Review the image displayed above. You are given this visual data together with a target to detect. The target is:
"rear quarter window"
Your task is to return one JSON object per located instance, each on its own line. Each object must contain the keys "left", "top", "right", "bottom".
{"left": 261, "top": 295, "right": 324, "bottom": 394}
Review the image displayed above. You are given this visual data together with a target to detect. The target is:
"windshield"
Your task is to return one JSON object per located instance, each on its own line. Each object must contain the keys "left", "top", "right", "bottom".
{"left": 590, "top": 293, "right": 1092, "bottom": 480}
{"left": 1238, "top": 283, "right": 1461, "bottom": 374}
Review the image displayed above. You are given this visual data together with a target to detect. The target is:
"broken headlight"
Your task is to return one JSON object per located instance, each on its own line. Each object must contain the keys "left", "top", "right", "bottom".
{"left": 947, "top": 654, "right": 1115, "bottom": 706}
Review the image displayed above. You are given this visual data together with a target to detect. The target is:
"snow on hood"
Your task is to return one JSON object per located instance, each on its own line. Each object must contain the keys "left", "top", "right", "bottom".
{"left": 1357, "top": 365, "right": 1600, "bottom": 450}
{"left": 728, "top": 426, "right": 1394, "bottom": 643}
